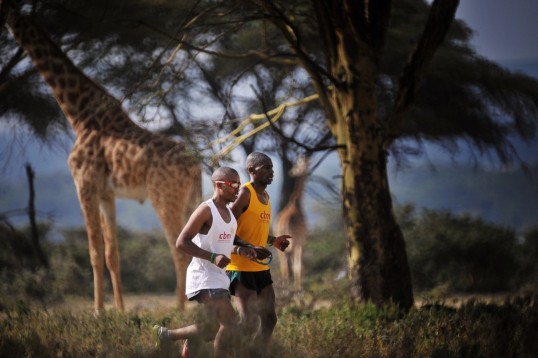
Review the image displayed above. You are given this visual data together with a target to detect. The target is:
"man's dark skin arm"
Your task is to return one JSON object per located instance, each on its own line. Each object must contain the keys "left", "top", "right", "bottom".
{"left": 233, "top": 235, "right": 272, "bottom": 259}
{"left": 176, "top": 203, "right": 231, "bottom": 268}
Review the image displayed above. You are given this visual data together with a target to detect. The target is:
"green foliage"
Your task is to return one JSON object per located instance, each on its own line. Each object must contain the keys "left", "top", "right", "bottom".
{"left": 0, "top": 225, "right": 177, "bottom": 308}
{"left": 48, "top": 228, "right": 94, "bottom": 297}
{"left": 50, "top": 227, "right": 177, "bottom": 295}
{"left": 516, "top": 228, "right": 538, "bottom": 291}
{"left": 0, "top": 304, "right": 160, "bottom": 357}
{"left": 0, "top": 222, "right": 36, "bottom": 271}
{"left": 277, "top": 296, "right": 538, "bottom": 357}
{"left": 303, "top": 228, "right": 346, "bottom": 279}
{"left": 401, "top": 206, "right": 520, "bottom": 293}
{"left": 308, "top": 202, "right": 537, "bottom": 298}
{"left": 2, "top": 201, "right": 537, "bottom": 309}
{"left": 118, "top": 229, "right": 177, "bottom": 293}
{"left": 0, "top": 222, "right": 61, "bottom": 308}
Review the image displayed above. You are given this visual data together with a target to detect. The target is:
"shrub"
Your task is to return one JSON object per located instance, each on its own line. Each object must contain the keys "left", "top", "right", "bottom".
{"left": 402, "top": 208, "right": 519, "bottom": 293}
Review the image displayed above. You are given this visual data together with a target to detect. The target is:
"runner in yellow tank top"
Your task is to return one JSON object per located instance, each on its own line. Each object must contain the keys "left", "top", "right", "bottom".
{"left": 227, "top": 152, "right": 291, "bottom": 354}
{"left": 226, "top": 181, "right": 272, "bottom": 272}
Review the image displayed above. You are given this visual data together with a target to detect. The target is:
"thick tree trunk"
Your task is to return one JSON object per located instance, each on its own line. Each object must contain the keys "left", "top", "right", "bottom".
{"left": 343, "top": 131, "right": 414, "bottom": 310}
{"left": 318, "top": 0, "right": 459, "bottom": 312}
{"left": 330, "top": 45, "right": 414, "bottom": 311}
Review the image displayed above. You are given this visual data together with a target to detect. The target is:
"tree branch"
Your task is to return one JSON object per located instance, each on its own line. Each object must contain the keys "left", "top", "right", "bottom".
{"left": 209, "top": 91, "right": 342, "bottom": 163}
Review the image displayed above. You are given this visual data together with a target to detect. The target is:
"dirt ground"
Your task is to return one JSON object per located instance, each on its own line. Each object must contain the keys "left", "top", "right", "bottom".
{"left": 54, "top": 293, "right": 191, "bottom": 312}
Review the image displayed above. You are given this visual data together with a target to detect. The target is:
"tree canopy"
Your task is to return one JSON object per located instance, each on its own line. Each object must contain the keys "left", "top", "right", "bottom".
{"left": 2, "top": 0, "right": 537, "bottom": 166}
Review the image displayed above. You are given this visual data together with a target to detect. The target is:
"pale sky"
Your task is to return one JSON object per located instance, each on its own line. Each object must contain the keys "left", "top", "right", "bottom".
{"left": 456, "top": 0, "right": 538, "bottom": 62}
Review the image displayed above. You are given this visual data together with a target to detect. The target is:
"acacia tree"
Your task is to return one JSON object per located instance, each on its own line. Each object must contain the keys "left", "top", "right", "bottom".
{"left": 292, "top": 0, "right": 427, "bottom": 310}
{"left": 219, "top": 0, "right": 461, "bottom": 310}
{"left": 186, "top": 0, "right": 538, "bottom": 310}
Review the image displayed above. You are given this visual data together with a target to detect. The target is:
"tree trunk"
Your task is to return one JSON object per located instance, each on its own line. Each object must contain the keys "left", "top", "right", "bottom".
{"left": 25, "top": 163, "right": 49, "bottom": 269}
{"left": 318, "top": 0, "right": 460, "bottom": 312}
{"left": 329, "top": 39, "right": 414, "bottom": 311}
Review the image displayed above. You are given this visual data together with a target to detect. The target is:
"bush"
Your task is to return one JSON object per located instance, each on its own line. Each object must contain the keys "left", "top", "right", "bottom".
{"left": 0, "top": 225, "right": 178, "bottom": 308}
{"left": 51, "top": 227, "right": 177, "bottom": 295}
{"left": 515, "top": 228, "right": 538, "bottom": 292}
{"left": 401, "top": 207, "right": 520, "bottom": 293}
{"left": 48, "top": 228, "right": 93, "bottom": 297}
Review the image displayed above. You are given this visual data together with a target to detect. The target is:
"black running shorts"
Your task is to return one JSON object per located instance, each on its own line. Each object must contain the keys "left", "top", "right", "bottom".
{"left": 227, "top": 270, "right": 273, "bottom": 295}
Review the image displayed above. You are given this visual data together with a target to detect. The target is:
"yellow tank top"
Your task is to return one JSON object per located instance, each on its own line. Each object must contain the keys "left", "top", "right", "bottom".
{"left": 226, "top": 182, "right": 271, "bottom": 272}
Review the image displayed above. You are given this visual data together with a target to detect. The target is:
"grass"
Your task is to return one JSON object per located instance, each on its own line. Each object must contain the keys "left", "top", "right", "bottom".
{"left": 1, "top": 292, "right": 536, "bottom": 357}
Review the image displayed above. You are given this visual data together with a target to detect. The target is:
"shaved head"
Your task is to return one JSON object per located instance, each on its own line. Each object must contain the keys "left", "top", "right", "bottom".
{"left": 245, "top": 152, "right": 271, "bottom": 169}
{"left": 211, "top": 167, "right": 239, "bottom": 182}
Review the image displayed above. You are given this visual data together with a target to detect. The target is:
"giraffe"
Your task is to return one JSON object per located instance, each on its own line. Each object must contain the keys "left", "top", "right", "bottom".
{"left": 273, "top": 155, "right": 309, "bottom": 292}
{"left": 2, "top": 2, "right": 201, "bottom": 314}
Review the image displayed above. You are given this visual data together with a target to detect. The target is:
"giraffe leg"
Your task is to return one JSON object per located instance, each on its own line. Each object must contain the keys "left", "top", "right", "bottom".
{"left": 148, "top": 180, "right": 195, "bottom": 311}
{"left": 158, "top": 214, "right": 189, "bottom": 310}
{"left": 292, "top": 244, "right": 303, "bottom": 292}
{"left": 74, "top": 180, "right": 106, "bottom": 314}
{"left": 99, "top": 192, "right": 124, "bottom": 311}
{"left": 278, "top": 250, "right": 290, "bottom": 289}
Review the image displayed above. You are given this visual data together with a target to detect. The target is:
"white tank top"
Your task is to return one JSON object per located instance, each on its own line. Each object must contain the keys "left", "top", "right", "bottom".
{"left": 185, "top": 199, "right": 237, "bottom": 295}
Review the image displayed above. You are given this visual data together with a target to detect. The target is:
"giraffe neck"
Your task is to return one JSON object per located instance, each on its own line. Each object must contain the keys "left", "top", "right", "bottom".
{"left": 3, "top": 4, "right": 127, "bottom": 134}
{"left": 288, "top": 171, "right": 307, "bottom": 205}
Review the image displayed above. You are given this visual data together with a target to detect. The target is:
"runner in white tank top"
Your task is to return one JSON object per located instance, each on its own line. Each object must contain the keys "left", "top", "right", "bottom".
{"left": 185, "top": 198, "right": 237, "bottom": 296}
{"left": 152, "top": 167, "right": 257, "bottom": 357}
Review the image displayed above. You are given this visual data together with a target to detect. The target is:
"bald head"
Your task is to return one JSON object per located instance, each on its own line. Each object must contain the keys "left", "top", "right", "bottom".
{"left": 245, "top": 152, "right": 271, "bottom": 169}
{"left": 211, "top": 167, "right": 239, "bottom": 182}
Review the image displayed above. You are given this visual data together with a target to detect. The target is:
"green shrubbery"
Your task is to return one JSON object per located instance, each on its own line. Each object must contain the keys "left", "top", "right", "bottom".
{"left": 2, "top": 203, "right": 538, "bottom": 306}
{"left": 0, "top": 224, "right": 177, "bottom": 308}
{"left": 395, "top": 205, "right": 538, "bottom": 295}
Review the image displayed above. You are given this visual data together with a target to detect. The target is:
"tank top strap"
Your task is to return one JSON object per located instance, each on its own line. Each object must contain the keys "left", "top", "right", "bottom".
{"left": 205, "top": 198, "right": 234, "bottom": 225}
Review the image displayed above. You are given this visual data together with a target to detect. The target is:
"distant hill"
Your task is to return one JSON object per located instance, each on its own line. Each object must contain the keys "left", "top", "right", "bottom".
{"left": 0, "top": 169, "right": 163, "bottom": 230}
{"left": 389, "top": 163, "right": 538, "bottom": 231}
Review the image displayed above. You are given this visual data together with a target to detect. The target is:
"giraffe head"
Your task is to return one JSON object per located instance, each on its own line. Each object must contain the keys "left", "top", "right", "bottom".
{"left": 289, "top": 154, "right": 309, "bottom": 177}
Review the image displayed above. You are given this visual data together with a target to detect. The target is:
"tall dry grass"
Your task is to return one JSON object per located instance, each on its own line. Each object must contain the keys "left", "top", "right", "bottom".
{"left": 1, "top": 293, "right": 536, "bottom": 357}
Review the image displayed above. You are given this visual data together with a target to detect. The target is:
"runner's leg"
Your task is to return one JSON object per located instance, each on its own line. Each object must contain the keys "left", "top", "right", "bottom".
{"left": 257, "top": 283, "right": 277, "bottom": 345}
{"left": 233, "top": 279, "right": 260, "bottom": 336}
{"left": 201, "top": 295, "right": 238, "bottom": 357}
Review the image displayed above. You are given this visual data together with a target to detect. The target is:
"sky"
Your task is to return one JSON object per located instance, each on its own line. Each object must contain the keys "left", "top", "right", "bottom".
{"left": 455, "top": 0, "right": 538, "bottom": 63}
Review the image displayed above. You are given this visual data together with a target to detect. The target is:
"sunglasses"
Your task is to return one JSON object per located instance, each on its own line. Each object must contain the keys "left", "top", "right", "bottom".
{"left": 215, "top": 181, "right": 241, "bottom": 189}
{"left": 254, "top": 164, "right": 273, "bottom": 171}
